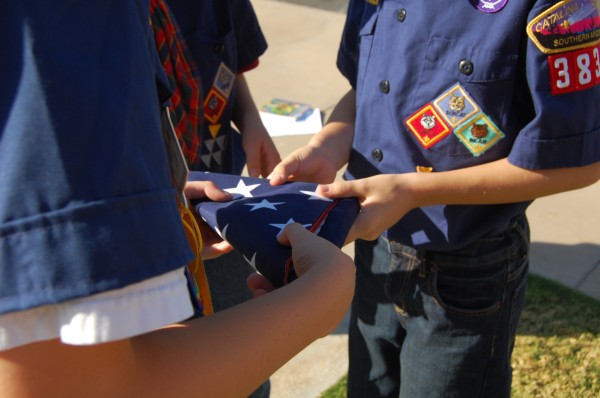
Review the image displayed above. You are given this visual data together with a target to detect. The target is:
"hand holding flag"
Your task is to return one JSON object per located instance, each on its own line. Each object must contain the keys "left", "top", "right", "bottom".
{"left": 189, "top": 172, "right": 360, "bottom": 287}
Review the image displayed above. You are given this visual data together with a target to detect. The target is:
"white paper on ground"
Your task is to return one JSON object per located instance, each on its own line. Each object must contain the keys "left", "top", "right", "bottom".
{"left": 259, "top": 108, "right": 323, "bottom": 137}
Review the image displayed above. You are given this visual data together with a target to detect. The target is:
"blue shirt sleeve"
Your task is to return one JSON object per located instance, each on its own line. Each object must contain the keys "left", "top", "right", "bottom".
{"left": 0, "top": 0, "right": 193, "bottom": 315}
{"left": 508, "top": 4, "right": 600, "bottom": 169}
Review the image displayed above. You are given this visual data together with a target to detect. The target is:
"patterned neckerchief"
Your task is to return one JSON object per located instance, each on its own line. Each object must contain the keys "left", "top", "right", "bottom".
{"left": 150, "top": 0, "right": 202, "bottom": 166}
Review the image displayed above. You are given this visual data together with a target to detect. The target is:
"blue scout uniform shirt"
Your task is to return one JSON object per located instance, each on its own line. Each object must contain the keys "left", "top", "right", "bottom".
{"left": 0, "top": 1, "right": 194, "bottom": 315}
{"left": 338, "top": 0, "right": 600, "bottom": 251}
{"left": 167, "top": 0, "right": 268, "bottom": 174}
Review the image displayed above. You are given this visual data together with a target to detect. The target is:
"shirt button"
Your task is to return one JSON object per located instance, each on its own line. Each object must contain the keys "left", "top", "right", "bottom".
{"left": 459, "top": 59, "right": 474, "bottom": 75}
{"left": 396, "top": 9, "right": 407, "bottom": 22}
{"left": 372, "top": 148, "right": 384, "bottom": 162}
{"left": 379, "top": 80, "right": 390, "bottom": 94}
{"left": 213, "top": 42, "right": 225, "bottom": 54}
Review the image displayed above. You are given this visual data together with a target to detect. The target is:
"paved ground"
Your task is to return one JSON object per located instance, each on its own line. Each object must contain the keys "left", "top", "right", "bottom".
{"left": 245, "top": 1, "right": 600, "bottom": 397}
{"left": 272, "top": 0, "right": 349, "bottom": 13}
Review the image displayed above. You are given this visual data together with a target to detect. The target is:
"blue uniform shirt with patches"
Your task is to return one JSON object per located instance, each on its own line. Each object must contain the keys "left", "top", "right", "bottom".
{"left": 338, "top": 0, "right": 600, "bottom": 250}
{"left": 166, "top": 0, "right": 268, "bottom": 174}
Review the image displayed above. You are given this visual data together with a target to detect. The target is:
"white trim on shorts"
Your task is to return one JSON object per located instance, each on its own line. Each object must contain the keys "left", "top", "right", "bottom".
{"left": 0, "top": 267, "right": 194, "bottom": 351}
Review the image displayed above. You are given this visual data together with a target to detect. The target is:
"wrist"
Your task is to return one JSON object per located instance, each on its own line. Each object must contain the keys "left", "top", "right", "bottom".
{"left": 235, "top": 110, "right": 264, "bottom": 135}
{"left": 392, "top": 172, "right": 430, "bottom": 210}
{"left": 308, "top": 124, "right": 351, "bottom": 171}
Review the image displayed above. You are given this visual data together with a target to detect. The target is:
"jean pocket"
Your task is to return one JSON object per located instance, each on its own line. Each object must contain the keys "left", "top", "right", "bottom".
{"left": 429, "top": 257, "right": 509, "bottom": 316}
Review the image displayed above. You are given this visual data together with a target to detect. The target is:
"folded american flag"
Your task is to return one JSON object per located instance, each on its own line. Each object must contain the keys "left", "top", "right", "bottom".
{"left": 189, "top": 172, "right": 360, "bottom": 287}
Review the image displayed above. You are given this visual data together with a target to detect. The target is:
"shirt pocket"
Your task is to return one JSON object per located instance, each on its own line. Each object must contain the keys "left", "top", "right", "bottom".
{"left": 356, "top": 9, "right": 379, "bottom": 96}
{"left": 416, "top": 36, "right": 519, "bottom": 109}
{"left": 183, "top": 28, "right": 238, "bottom": 77}
{"left": 415, "top": 36, "right": 520, "bottom": 161}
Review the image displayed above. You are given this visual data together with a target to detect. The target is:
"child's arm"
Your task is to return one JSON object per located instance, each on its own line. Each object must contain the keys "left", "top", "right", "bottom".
{"left": 268, "top": 89, "right": 356, "bottom": 186}
{"left": 183, "top": 180, "right": 234, "bottom": 259}
{"left": 134, "top": 223, "right": 355, "bottom": 397}
{"left": 0, "top": 225, "right": 355, "bottom": 398}
{"left": 316, "top": 158, "right": 600, "bottom": 243}
{"left": 232, "top": 74, "right": 281, "bottom": 178}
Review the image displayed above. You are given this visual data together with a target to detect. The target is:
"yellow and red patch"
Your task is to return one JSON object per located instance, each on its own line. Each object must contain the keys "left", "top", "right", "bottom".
{"left": 203, "top": 88, "right": 227, "bottom": 124}
{"left": 405, "top": 104, "right": 452, "bottom": 149}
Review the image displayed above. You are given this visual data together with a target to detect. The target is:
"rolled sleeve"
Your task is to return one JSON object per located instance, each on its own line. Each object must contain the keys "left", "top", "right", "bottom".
{"left": 508, "top": 3, "right": 600, "bottom": 170}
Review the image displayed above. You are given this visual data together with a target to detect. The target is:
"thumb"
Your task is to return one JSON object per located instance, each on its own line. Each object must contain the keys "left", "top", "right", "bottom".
{"left": 316, "top": 180, "right": 362, "bottom": 199}
{"left": 268, "top": 158, "right": 299, "bottom": 186}
{"left": 276, "top": 222, "right": 310, "bottom": 247}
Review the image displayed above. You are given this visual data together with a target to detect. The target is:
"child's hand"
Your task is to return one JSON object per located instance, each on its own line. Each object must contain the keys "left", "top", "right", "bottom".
{"left": 247, "top": 224, "right": 354, "bottom": 297}
{"left": 184, "top": 180, "right": 232, "bottom": 202}
{"left": 315, "top": 174, "right": 416, "bottom": 243}
{"left": 267, "top": 144, "right": 338, "bottom": 186}
{"left": 183, "top": 180, "right": 234, "bottom": 259}
{"left": 277, "top": 223, "right": 354, "bottom": 279}
{"left": 241, "top": 124, "right": 281, "bottom": 178}
{"left": 197, "top": 223, "right": 234, "bottom": 260}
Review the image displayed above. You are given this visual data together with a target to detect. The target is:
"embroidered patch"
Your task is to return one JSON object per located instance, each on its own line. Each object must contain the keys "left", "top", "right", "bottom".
{"left": 213, "top": 63, "right": 235, "bottom": 97}
{"left": 416, "top": 165, "right": 434, "bottom": 173}
{"left": 405, "top": 104, "right": 452, "bottom": 149}
{"left": 454, "top": 113, "right": 505, "bottom": 157}
{"left": 208, "top": 124, "right": 222, "bottom": 139}
{"left": 433, "top": 83, "right": 481, "bottom": 128}
{"left": 548, "top": 43, "right": 600, "bottom": 94}
{"left": 366, "top": 0, "right": 379, "bottom": 5}
{"left": 527, "top": 0, "right": 600, "bottom": 54}
{"left": 203, "top": 88, "right": 227, "bottom": 124}
{"left": 475, "top": 0, "right": 509, "bottom": 13}
{"left": 201, "top": 135, "right": 227, "bottom": 168}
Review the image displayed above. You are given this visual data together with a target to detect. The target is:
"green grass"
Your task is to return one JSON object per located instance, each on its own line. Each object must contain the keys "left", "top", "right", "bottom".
{"left": 320, "top": 274, "right": 600, "bottom": 398}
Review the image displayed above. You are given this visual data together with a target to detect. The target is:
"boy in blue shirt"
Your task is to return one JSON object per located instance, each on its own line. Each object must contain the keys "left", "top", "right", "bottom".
{"left": 269, "top": 1, "right": 600, "bottom": 396}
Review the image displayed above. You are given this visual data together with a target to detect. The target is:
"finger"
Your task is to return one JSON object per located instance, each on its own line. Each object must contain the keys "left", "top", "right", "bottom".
{"left": 316, "top": 180, "right": 364, "bottom": 200}
{"left": 247, "top": 273, "right": 275, "bottom": 294}
{"left": 267, "top": 158, "right": 299, "bottom": 186}
{"left": 245, "top": 148, "right": 261, "bottom": 178}
{"left": 200, "top": 240, "right": 234, "bottom": 260}
{"left": 196, "top": 216, "right": 224, "bottom": 242}
{"left": 261, "top": 146, "right": 282, "bottom": 178}
{"left": 184, "top": 181, "right": 232, "bottom": 201}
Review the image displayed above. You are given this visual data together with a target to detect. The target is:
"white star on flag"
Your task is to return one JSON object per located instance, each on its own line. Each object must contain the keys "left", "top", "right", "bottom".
{"left": 215, "top": 224, "right": 229, "bottom": 240}
{"left": 224, "top": 179, "right": 261, "bottom": 198}
{"left": 243, "top": 252, "right": 257, "bottom": 268}
{"left": 244, "top": 199, "right": 284, "bottom": 211}
{"left": 300, "top": 189, "right": 333, "bottom": 201}
{"left": 269, "top": 218, "right": 312, "bottom": 237}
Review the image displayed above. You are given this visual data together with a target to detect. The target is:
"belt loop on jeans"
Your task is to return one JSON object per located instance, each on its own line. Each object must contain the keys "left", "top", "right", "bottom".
{"left": 417, "top": 251, "right": 427, "bottom": 279}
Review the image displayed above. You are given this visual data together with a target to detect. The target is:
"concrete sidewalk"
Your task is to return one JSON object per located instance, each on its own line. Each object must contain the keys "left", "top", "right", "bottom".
{"left": 245, "top": 1, "right": 600, "bottom": 397}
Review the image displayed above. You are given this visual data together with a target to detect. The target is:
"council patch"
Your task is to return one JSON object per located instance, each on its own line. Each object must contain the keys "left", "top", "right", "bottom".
{"left": 527, "top": 0, "right": 600, "bottom": 54}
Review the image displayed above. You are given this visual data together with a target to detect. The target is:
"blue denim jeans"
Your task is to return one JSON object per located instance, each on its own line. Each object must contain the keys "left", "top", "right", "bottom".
{"left": 347, "top": 217, "right": 529, "bottom": 398}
